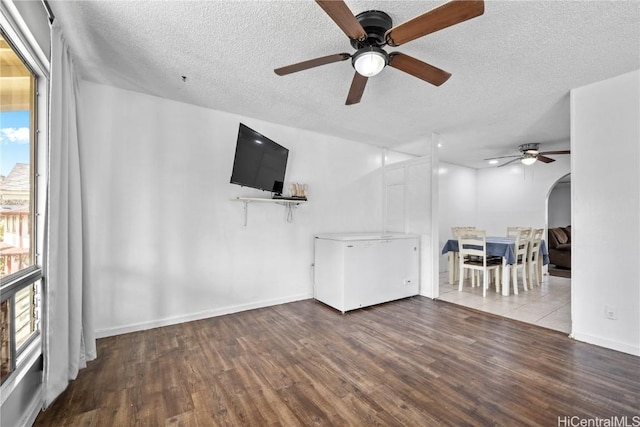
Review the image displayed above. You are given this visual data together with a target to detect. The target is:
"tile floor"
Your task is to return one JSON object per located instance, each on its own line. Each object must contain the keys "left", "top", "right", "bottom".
{"left": 438, "top": 270, "right": 571, "bottom": 334}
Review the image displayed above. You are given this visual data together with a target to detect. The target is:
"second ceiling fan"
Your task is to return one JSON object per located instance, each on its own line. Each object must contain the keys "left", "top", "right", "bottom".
{"left": 274, "top": 0, "right": 485, "bottom": 105}
{"left": 486, "top": 143, "right": 571, "bottom": 167}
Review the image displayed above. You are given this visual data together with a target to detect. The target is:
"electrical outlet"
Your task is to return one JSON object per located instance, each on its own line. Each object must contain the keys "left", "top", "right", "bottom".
{"left": 605, "top": 305, "right": 617, "bottom": 320}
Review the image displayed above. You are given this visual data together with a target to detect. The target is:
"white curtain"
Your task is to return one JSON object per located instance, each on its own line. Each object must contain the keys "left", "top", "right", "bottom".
{"left": 43, "top": 20, "right": 96, "bottom": 407}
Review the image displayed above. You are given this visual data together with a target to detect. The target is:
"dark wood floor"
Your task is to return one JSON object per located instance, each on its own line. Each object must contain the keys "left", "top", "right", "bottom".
{"left": 35, "top": 297, "right": 639, "bottom": 426}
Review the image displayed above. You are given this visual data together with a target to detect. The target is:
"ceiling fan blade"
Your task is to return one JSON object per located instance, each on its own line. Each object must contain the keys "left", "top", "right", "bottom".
{"left": 274, "top": 53, "right": 351, "bottom": 76}
{"left": 385, "top": 0, "right": 485, "bottom": 47}
{"left": 484, "top": 155, "right": 520, "bottom": 161}
{"left": 497, "top": 158, "right": 521, "bottom": 168}
{"left": 388, "top": 53, "right": 451, "bottom": 86}
{"left": 537, "top": 155, "right": 556, "bottom": 163}
{"left": 539, "top": 150, "right": 570, "bottom": 155}
{"left": 315, "top": 0, "right": 367, "bottom": 41}
{"left": 346, "top": 72, "right": 368, "bottom": 105}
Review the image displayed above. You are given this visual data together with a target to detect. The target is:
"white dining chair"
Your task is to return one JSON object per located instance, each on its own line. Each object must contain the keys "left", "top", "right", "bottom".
{"left": 527, "top": 228, "right": 544, "bottom": 287}
{"left": 457, "top": 229, "right": 501, "bottom": 297}
{"left": 506, "top": 227, "right": 520, "bottom": 238}
{"left": 452, "top": 226, "right": 476, "bottom": 236}
{"left": 511, "top": 228, "right": 532, "bottom": 294}
{"left": 450, "top": 226, "right": 476, "bottom": 282}
{"left": 507, "top": 226, "right": 532, "bottom": 238}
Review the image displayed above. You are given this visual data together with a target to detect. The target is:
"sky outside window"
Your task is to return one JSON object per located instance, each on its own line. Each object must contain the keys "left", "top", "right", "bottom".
{"left": 0, "top": 110, "right": 30, "bottom": 176}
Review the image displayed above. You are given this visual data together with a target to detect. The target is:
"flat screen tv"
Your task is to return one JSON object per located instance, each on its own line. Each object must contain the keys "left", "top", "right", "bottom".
{"left": 230, "top": 123, "right": 289, "bottom": 194}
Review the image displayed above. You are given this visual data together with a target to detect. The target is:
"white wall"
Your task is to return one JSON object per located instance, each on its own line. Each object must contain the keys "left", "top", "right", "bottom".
{"left": 79, "top": 82, "right": 385, "bottom": 337}
{"left": 476, "top": 158, "right": 571, "bottom": 235}
{"left": 382, "top": 150, "right": 437, "bottom": 297}
{"left": 571, "top": 70, "right": 640, "bottom": 356}
{"left": 437, "top": 162, "right": 477, "bottom": 272}
{"left": 548, "top": 180, "right": 571, "bottom": 228}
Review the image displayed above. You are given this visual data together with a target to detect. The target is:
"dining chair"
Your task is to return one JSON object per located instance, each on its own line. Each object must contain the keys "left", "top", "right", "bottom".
{"left": 507, "top": 226, "right": 532, "bottom": 238}
{"left": 506, "top": 227, "right": 520, "bottom": 238}
{"left": 511, "top": 228, "right": 532, "bottom": 294}
{"left": 457, "top": 229, "right": 501, "bottom": 297}
{"left": 452, "top": 226, "right": 476, "bottom": 236}
{"left": 527, "top": 228, "right": 544, "bottom": 287}
{"left": 450, "top": 226, "right": 476, "bottom": 282}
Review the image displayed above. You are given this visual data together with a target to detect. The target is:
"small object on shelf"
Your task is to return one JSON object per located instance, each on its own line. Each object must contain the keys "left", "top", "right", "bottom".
{"left": 288, "top": 182, "right": 308, "bottom": 198}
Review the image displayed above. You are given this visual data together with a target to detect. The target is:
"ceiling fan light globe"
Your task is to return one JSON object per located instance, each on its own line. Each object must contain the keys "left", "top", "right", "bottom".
{"left": 352, "top": 48, "right": 388, "bottom": 77}
{"left": 521, "top": 155, "right": 537, "bottom": 166}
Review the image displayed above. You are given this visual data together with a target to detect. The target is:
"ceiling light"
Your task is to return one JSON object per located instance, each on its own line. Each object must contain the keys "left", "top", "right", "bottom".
{"left": 489, "top": 159, "right": 498, "bottom": 165}
{"left": 352, "top": 47, "right": 388, "bottom": 77}
{"left": 521, "top": 154, "right": 537, "bottom": 165}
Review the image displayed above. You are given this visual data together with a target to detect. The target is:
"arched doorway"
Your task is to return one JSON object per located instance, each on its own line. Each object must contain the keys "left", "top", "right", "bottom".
{"left": 547, "top": 173, "right": 571, "bottom": 278}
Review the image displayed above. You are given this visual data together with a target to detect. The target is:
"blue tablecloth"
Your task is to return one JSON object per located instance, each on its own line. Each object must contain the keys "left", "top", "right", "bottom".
{"left": 441, "top": 237, "right": 549, "bottom": 265}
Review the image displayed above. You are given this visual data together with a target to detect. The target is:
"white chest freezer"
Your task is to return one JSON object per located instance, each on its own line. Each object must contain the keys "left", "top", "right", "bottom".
{"left": 313, "top": 233, "right": 420, "bottom": 313}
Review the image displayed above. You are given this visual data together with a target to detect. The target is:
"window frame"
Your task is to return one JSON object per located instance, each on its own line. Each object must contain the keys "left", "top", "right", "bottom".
{"left": 0, "top": 0, "right": 49, "bottom": 403}
{"left": 1, "top": 271, "right": 42, "bottom": 385}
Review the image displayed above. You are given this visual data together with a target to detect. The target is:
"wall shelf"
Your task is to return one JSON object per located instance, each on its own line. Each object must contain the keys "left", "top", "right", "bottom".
{"left": 232, "top": 197, "right": 307, "bottom": 226}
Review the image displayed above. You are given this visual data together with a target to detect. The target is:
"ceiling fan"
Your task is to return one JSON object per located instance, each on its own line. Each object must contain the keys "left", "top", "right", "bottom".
{"left": 274, "top": 0, "right": 485, "bottom": 105}
{"left": 486, "top": 143, "right": 571, "bottom": 167}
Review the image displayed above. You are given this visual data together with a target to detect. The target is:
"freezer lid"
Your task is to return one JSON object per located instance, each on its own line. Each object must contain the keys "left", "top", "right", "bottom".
{"left": 314, "top": 232, "right": 419, "bottom": 241}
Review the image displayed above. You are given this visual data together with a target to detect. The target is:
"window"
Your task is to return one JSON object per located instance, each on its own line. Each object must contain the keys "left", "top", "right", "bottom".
{"left": 0, "top": 29, "right": 42, "bottom": 385}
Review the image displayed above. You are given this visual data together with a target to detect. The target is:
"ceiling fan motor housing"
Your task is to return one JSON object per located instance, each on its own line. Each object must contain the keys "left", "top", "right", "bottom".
{"left": 350, "top": 10, "right": 393, "bottom": 49}
{"left": 519, "top": 143, "right": 540, "bottom": 153}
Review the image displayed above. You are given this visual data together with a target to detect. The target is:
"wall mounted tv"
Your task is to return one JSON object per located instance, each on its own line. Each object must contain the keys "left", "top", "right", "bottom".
{"left": 230, "top": 123, "right": 289, "bottom": 194}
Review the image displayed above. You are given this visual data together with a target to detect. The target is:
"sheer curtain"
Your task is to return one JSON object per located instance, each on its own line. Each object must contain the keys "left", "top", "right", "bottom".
{"left": 43, "top": 19, "right": 96, "bottom": 407}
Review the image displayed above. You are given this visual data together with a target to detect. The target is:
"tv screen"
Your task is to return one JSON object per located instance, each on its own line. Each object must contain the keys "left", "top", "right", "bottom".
{"left": 230, "top": 123, "right": 289, "bottom": 194}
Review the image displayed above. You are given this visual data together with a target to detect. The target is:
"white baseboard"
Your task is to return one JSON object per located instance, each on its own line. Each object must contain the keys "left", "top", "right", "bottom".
{"left": 95, "top": 292, "right": 313, "bottom": 338}
{"left": 571, "top": 331, "right": 640, "bottom": 356}
{"left": 419, "top": 290, "right": 436, "bottom": 299}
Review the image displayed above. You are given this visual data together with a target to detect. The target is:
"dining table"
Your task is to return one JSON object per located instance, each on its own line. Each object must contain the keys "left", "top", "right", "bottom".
{"left": 441, "top": 236, "right": 550, "bottom": 296}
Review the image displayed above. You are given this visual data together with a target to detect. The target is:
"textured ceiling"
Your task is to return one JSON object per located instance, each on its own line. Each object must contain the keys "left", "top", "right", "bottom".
{"left": 48, "top": 0, "right": 640, "bottom": 168}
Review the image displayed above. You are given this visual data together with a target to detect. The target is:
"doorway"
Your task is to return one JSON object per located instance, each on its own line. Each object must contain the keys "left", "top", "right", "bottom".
{"left": 547, "top": 173, "right": 571, "bottom": 278}
{"left": 436, "top": 170, "right": 572, "bottom": 334}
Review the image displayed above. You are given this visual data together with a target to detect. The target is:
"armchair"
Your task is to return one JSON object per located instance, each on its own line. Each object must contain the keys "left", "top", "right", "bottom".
{"left": 548, "top": 226, "right": 571, "bottom": 269}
